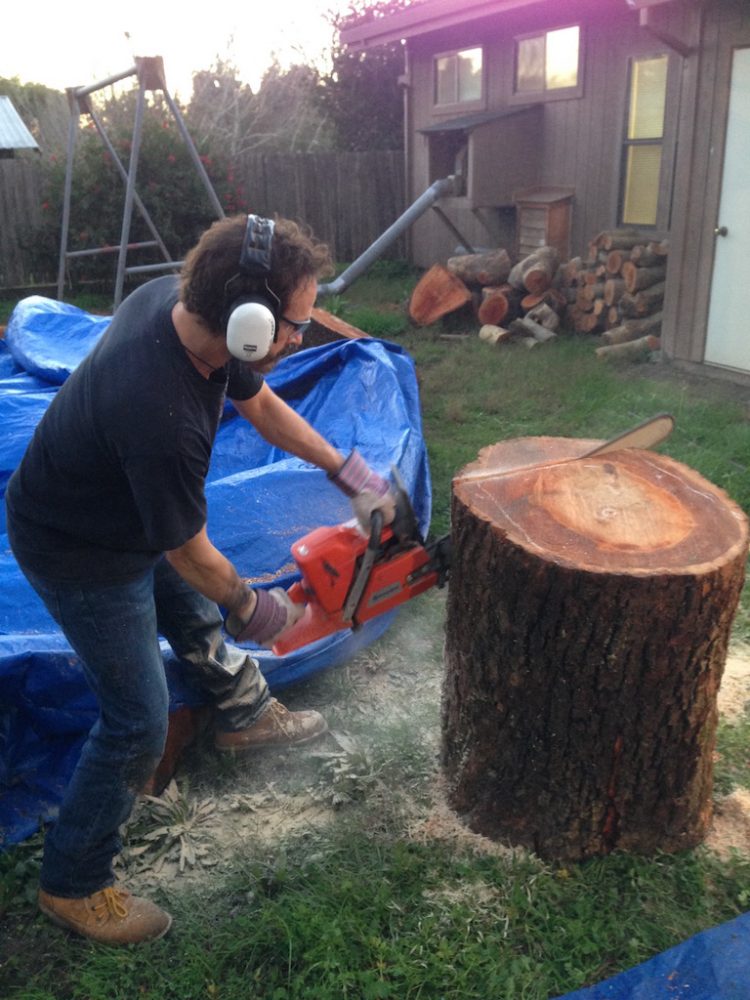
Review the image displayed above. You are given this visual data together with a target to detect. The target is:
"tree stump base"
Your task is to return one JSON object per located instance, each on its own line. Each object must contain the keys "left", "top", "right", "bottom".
{"left": 441, "top": 437, "right": 749, "bottom": 861}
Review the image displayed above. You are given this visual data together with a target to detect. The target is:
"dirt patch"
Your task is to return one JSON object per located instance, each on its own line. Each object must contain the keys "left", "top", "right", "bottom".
{"left": 121, "top": 602, "right": 750, "bottom": 889}
{"left": 718, "top": 649, "right": 750, "bottom": 721}
{"left": 706, "top": 788, "right": 750, "bottom": 859}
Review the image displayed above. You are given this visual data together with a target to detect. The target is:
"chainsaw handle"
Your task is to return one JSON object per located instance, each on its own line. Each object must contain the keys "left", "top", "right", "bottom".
{"left": 286, "top": 580, "right": 308, "bottom": 606}
{"left": 368, "top": 508, "right": 384, "bottom": 549}
{"left": 341, "top": 509, "right": 384, "bottom": 625}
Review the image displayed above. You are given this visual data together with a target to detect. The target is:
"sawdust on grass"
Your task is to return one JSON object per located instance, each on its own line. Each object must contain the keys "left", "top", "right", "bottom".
{"left": 124, "top": 623, "right": 750, "bottom": 892}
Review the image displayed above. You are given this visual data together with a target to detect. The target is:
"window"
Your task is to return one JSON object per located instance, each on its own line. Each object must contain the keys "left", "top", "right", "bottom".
{"left": 435, "top": 47, "right": 483, "bottom": 107}
{"left": 514, "top": 26, "right": 581, "bottom": 98}
{"left": 620, "top": 55, "right": 668, "bottom": 226}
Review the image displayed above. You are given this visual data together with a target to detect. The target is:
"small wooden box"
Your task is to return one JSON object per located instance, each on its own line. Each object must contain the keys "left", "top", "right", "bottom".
{"left": 514, "top": 187, "right": 574, "bottom": 260}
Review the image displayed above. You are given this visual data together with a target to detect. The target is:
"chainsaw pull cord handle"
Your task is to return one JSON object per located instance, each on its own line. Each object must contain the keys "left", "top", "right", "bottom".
{"left": 342, "top": 508, "right": 384, "bottom": 625}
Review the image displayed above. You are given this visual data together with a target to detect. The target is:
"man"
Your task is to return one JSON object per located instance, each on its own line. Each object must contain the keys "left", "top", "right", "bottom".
{"left": 5, "top": 214, "right": 395, "bottom": 945}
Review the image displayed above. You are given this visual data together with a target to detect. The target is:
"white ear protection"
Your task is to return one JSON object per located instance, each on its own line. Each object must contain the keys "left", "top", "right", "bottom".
{"left": 226, "top": 298, "right": 276, "bottom": 360}
{"left": 224, "top": 215, "right": 280, "bottom": 362}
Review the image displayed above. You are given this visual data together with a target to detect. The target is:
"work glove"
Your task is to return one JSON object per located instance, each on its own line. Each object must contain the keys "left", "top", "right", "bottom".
{"left": 329, "top": 449, "right": 396, "bottom": 533}
{"left": 225, "top": 586, "right": 304, "bottom": 648}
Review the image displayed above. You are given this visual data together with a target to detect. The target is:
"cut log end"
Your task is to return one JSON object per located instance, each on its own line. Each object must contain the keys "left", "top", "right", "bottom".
{"left": 454, "top": 440, "right": 748, "bottom": 575}
{"left": 408, "top": 264, "right": 472, "bottom": 326}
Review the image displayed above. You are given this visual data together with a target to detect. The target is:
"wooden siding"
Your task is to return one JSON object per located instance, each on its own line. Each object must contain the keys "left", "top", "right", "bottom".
{"left": 403, "top": 5, "right": 670, "bottom": 266}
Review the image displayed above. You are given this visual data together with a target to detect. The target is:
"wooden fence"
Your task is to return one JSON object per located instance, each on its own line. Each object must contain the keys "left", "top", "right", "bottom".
{"left": 0, "top": 158, "right": 44, "bottom": 288}
{"left": 0, "top": 151, "right": 406, "bottom": 291}
{"left": 234, "top": 151, "right": 406, "bottom": 264}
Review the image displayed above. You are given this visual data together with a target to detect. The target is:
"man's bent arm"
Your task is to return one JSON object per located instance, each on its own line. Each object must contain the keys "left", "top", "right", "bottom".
{"left": 165, "top": 525, "right": 254, "bottom": 618}
{"left": 231, "top": 382, "right": 344, "bottom": 475}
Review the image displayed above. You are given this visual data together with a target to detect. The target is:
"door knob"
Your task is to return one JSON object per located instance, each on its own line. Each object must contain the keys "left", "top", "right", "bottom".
{"left": 714, "top": 225, "right": 728, "bottom": 237}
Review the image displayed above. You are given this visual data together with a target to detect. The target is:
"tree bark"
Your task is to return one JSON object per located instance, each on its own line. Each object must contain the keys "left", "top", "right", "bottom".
{"left": 622, "top": 261, "right": 667, "bottom": 293}
{"left": 601, "top": 312, "right": 663, "bottom": 346}
{"left": 447, "top": 249, "right": 512, "bottom": 287}
{"left": 442, "top": 438, "right": 749, "bottom": 861}
{"left": 595, "top": 334, "right": 661, "bottom": 359}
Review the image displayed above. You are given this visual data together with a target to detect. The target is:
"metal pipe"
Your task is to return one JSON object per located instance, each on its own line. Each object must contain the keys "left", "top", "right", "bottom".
{"left": 56, "top": 100, "right": 79, "bottom": 299}
{"left": 88, "top": 106, "right": 173, "bottom": 263}
{"left": 65, "top": 242, "right": 158, "bottom": 259}
{"left": 125, "top": 261, "right": 183, "bottom": 275}
{"left": 75, "top": 66, "right": 139, "bottom": 99}
{"left": 162, "top": 89, "right": 225, "bottom": 220}
{"left": 114, "top": 82, "right": 147, "bottom": 307}
{"left": 316, "top": 175, "right": 458, "bottom": 298}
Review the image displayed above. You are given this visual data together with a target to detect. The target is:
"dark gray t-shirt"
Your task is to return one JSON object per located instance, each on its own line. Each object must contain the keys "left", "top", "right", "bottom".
{"left": 6, "top": 276, "right": 263, "bottom": 583}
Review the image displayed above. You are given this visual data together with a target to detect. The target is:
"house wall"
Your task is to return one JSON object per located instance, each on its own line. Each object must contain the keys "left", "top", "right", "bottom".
{"left": 403, "top": 2, "right": 687, "bottom": 268}
{"left": 662, "top": 0, "right": 750, "bottom": 368}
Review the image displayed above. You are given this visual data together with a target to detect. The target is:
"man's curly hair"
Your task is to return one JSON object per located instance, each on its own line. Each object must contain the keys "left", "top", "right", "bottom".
{"left": 180, "top": 214, "right": 333, "bottom": 334}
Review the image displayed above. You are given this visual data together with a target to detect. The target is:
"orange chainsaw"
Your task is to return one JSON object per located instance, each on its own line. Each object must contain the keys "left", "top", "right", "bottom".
{"left": 271, "top": 413, "right": 674, "bottom": 656}
{"left": 272, "top": 468, "right": 450, "bottom": 655}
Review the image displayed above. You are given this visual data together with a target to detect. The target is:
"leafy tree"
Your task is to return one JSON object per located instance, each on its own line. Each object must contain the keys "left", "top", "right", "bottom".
{"left": 186, "top": 57, "right": 333, "bottom": 156}
{"left": 320, "top": 0, "right": 416, "bottom": 151}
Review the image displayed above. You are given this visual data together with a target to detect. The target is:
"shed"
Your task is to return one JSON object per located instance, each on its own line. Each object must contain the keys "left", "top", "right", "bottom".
{"left": 0, "top": 96, "right": 40, "bottom": 158}
{"left": 342, "top": 0, "right": 750, "bottom": 382}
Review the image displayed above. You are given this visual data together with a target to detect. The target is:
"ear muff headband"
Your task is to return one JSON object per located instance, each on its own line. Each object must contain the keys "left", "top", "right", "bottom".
{"left": 224, "top": 214, "right": 279, "bottom": 361}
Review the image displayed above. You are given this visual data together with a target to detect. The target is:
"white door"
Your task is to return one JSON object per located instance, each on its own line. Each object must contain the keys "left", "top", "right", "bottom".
{"left": 704, "top": 47, "right": 750, "bottom": 372}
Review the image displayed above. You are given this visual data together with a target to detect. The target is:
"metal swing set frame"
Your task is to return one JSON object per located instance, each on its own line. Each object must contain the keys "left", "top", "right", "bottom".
{"left": 57, "top": 56, "right": 225, "bottom": 308}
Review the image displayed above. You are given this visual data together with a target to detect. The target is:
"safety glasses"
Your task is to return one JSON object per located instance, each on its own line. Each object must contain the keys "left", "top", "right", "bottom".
{"left": 282, "top": 315, "right": 312, "bottom": 337}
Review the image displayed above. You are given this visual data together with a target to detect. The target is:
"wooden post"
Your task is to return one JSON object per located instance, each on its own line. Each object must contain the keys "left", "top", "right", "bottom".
{"left": 442, "top": 437, "right": 749, "bottom": 861}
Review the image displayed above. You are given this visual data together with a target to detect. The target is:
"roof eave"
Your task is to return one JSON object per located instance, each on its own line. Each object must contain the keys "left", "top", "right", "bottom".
{"left": 340, "top": 0, "right": 675, "bottom": 49}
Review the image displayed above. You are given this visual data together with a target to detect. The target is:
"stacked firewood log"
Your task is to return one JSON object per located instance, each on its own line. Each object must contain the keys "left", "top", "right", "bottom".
{"left": 408, "top": 245, "right": 566, "bottom": 348}
{"left": 558, "top": 229, "right": 668, "bottom": 360}
{"left": 407, "top": 229, "right": 667, "bottom": 360}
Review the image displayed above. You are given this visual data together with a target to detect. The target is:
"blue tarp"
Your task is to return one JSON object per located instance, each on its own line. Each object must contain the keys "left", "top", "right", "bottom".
{"left": 557, "top": 911, "right": 750, "bottom": 999}
{"left": 0, "top": 296, "right": 432, "bottom": 848}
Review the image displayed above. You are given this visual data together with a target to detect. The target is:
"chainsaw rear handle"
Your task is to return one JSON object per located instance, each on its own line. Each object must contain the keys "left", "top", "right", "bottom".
{"left": 285, "top": 508, "right": 384, "bottom": 612}
{"left": 342, "top": 508, "right": 384, "bottom": 624}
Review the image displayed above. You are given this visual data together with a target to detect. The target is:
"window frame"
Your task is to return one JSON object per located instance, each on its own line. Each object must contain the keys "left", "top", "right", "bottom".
{"left": 510, "top": 24, "right": 584, "bottom": 104}
{"left": 432, "top": 45, "right": 486, "bottom": 114}
{"left": 617, "top": 52, "right": 674, "bottom": 230}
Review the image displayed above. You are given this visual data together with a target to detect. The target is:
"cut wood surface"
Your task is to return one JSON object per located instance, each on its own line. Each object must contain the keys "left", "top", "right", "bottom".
{"left": 408, "top": 264, "right": 472, "bottom": 326}
{"left": 447, "top": 248, "right": 512, "bottom": 287}
{"left": 477, "top": 289, "right": 510, "bottom": 326}
{"left": 443, "top": 437, "right": 749, "bottom": 861}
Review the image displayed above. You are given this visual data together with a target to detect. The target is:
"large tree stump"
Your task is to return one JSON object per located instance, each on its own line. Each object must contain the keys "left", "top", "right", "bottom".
{"left": 442, "top": 436, "right": 749, "bottom": 861}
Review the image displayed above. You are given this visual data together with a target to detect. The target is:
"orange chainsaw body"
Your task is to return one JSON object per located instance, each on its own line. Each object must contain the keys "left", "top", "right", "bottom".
{"left": 272, "top": 519, "right": 442, "bottom": 655}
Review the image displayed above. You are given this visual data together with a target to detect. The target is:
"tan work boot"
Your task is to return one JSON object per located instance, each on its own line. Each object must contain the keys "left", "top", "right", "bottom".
{"left": 215, "top": 698, "right": 328, "bottom": 752}
{"left": 38, "top": 885, "right": 172, "bottom": 945}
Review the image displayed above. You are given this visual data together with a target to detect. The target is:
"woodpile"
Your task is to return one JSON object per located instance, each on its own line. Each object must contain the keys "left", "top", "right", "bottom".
{"left": 408, "top": 245, "right": 565, "bottom": 349}
{"left": 556, "top": 230, "right": 668, "bottom": 359}
{"left": 407, "top": 229, "right": 668, "bottom": 363}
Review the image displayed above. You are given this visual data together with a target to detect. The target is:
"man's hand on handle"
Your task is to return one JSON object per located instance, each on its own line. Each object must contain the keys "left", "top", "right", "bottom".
{"left": 329, "top": 449, "right": 396, "bottom": 533}
{"left": 225, "top": 586, "right": 304, "bottom": 648}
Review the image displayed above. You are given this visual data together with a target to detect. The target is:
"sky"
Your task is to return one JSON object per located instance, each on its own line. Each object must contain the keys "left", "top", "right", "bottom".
{"left": 2, "top": 0, "right": 348, "bottom": 99}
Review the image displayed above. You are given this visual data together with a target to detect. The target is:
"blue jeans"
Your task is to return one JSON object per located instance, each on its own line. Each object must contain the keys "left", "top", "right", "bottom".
{"left": 20, "top": 558, "right": 269, "bottom": 898}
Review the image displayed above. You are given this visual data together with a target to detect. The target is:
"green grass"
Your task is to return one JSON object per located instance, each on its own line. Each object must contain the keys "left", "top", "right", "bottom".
{"left": 1, "top": 263, "right": 750, "bottom": 998}
{"left": 2, "top": 830, "right": 749, "bottom": 1000}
